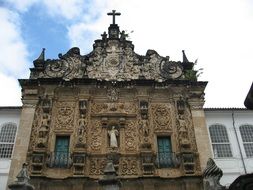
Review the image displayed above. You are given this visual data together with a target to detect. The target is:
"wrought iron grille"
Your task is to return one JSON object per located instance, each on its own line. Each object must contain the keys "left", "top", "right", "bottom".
{"left": 47, "top": 151, "right": 72, "bottom": 168}
{"left": 156, "top": 151, "right": 179, "bottom": 168}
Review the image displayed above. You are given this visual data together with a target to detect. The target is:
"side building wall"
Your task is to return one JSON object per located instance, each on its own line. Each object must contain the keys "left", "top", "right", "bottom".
{"left": 204, "top": 108, "right": 253, "bottom": 187}
{"left": 0, "top": 107, "right": 21, "bottom": 190}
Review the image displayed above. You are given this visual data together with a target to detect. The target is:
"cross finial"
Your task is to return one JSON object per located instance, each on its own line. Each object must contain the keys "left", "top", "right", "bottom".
{"left": 107, "top": 10, "right": 121, "bottom": 25}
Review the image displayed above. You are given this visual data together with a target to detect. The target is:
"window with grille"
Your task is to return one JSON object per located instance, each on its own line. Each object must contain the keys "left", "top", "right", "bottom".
{"left": 240, "top": 125, "right": 253, "bottom": 157}
{"left": 157, "top": 136, "right": 173, "bottom": 168}
{"left": 209, "top": 124, "right": 232, "bottom": 158}
{"left": 0, "top": 123, "right": 17, "bottom": 158}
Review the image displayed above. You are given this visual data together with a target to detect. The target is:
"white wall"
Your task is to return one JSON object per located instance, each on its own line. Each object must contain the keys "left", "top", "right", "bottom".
{"left": 0, "top": 107, "right": 21, "bottom": 190}
{"left": 204, "top": 109, "right": 253, "bottom": 187}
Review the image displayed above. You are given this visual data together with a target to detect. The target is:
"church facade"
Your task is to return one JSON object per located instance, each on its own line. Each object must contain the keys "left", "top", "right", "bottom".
{"left": 8, "top": 11, "right": 211, "bottom": 190}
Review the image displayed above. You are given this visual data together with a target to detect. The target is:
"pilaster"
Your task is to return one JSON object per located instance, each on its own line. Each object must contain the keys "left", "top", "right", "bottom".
{"left": 7, "top": 89, "right": 39, "bottom": 188}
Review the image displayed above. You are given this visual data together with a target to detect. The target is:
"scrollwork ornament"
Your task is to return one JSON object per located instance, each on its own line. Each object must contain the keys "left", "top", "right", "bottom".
{"left": 45, "top": 47, "right": 83, "bottom": 80}
{"left": 160, "top": 59, "right": 183, "bottom": 79}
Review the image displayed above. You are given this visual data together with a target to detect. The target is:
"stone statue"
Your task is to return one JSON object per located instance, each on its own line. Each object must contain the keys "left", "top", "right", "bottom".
{"left": 108, "top": 126, "right": 119, "bottom": 148}
{"left": 203, "top": 158, "right": 225, "bottom": 190}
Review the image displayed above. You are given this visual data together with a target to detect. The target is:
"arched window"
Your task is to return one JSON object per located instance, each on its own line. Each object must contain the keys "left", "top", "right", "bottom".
{"left": 240, "top": 125, "right": 253, "bottom": 157}
{"left": 0, "top": 122, "right": 17, "bottom": 158}
{"left": 209, "top": 124, "right": 232, "bottom": 158}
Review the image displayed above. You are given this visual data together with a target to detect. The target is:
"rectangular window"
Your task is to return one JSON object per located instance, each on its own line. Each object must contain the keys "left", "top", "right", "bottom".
{"left": 157, "top": 136, "right": 173, "bottom": 168}
{"left": 53, "top": 136, "right": 70, "bottom": 168}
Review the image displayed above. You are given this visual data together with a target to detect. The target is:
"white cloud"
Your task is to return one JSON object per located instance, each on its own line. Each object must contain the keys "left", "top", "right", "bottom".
{"left": 5, "top": 0, "right": 38, "bottom": 12}
{"left": 0, "top": 72, "right": 21, "bottom": 106}
{"left": 0, "top": 7, "right": 30, "bottom": 77}
{"left": 42, "top": 0, "right": 85, "bottom": 20}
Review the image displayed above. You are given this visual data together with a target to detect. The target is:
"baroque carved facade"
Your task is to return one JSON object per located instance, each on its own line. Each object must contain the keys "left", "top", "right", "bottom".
{"left": 8, "top": 11, "right": 211, "bottom": 190}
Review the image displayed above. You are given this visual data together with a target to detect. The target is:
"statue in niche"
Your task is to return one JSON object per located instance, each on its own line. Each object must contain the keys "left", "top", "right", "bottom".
{"left": 108, "top": 126, "right": 119, "bottom": 148}
{"left": 76, "top": 114, "right": 87, "bottom": 147}
{"left": 178, "top": 114, "right": 187, "bottom": 132}
{"left": 78, "top": 114, "right": 86, "bottom": 135}
{"left": 140, "top": 120, "right": 149, "bottom": 136}
{"left": 41, "top": 113, "right": 50, "bottom": 127}
{"left": 178, "top": 114, "right": 190, "bottom": 148}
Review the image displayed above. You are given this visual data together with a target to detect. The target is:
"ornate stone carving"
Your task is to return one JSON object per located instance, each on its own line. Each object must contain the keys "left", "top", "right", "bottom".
{"left": 139, "top": 119, "right": 150, "bottom": 144}
{"left": 184, "top": 108, "right": 198, "bottom": 152}
{"left": 160, "top": 59, "right": 183, "bottom": 79}
{"left": 91, "top": 102, "right": 136, "bottom": 115}
{"left": 177, "top": 114, "right": 191, "bottom": 150}
{"left": 29, "top": 107, "right": 41, "bottom": 150}
{"left": 30, "top": 37, "right": 194, "bottom": 82}
{"left": 152, "top": 104, "right": 172, "bottom": 132}
{"left": 89, "top": 120, "right": 102, "bottom": 151}
{"left": 121, "top": 158, "right": 138, "bottom": 176}
{"left": 55, "top": 102, "right": 75, "bottom": 130}
{"left": 44, "top": 47, "right": 85, "bottom": 81}
{"left": 107, "top": 86, "right": 119, "bottom": 102}
{"left": 75, "top": 114, "right": 87, "bottom": 148}
{"left": 125, "top": 121, "right": 137, "bottom": 151}
{"left": 89, "top": 158, "right": 106, "bottom": 175}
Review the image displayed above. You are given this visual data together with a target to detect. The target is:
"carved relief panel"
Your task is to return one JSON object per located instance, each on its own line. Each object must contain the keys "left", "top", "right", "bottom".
{"left": 120, "top": 157, "right": 138, "bottom": 176}
{"left": 124, "top": 121, "right": 138, "bottom": 152}
{"left": 53, "top": 101, "right": 76, "bottom": 130}
{"left": 151, "top": 103, "right": 173, "bottom": 132}
{"left": 88, "top": 120, "right": 102, "bottom": 152}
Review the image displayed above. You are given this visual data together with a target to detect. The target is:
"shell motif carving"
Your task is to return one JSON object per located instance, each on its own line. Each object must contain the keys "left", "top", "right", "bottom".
{"left": 152, "top": 104, "right": 172, "bottom": 131}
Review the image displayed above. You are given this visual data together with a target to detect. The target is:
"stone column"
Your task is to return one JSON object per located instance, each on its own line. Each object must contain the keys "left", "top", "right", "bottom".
{"left": 7, "top": 88, "right": 39, "bottom": 188}
{"left": 188, "top": 99, "right": 212, "bottom": 171}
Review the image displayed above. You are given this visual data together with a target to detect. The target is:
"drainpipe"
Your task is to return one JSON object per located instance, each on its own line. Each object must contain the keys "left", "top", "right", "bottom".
{"left": 232, "top": 110, "right": 247, "bottom": 174}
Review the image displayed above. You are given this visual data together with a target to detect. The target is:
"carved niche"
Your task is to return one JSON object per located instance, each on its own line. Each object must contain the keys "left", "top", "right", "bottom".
{"left": 151, "top": 104, "right": 172, "bottom": 132}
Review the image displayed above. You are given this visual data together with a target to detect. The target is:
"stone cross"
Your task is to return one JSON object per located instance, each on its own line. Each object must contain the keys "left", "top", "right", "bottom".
{"left": 107, "top": 10, "right": 121, "bottom": 24}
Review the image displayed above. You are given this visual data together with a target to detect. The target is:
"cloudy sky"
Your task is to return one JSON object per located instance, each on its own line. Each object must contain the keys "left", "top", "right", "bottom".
{"left": 0, "top": 0, "right": 252, "bottom": 107}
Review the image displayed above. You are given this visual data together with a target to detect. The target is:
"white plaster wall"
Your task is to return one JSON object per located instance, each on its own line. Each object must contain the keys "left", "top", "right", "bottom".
{"left": 0, "top": 108, "right": 21, "bottom": 190}
{"left": 204, "top": 109, "right": 253, "bottom": 187}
